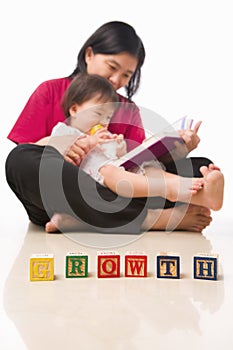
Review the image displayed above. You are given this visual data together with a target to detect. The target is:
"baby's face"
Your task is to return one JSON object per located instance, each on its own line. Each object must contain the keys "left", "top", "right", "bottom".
{"left": 70, "top": 97, "right": 115, "bottom": 133}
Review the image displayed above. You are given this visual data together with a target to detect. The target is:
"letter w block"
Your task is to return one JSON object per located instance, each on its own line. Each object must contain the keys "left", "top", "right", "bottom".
{"left": 125, "top": 254, "right": 148, "bottom": 277}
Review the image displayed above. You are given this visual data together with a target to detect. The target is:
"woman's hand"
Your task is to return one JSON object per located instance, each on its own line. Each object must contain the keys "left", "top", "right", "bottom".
{"left": 35, "top": 134, "right": 91, "bottom": 166}
{"left": 65, "top": 136, "right": 91, "bottom": 165}
{"left": 178, "top": 120, "right": 202, "bottom": 153}
{"left": 65, "top": 128, "right": 114, "bottom": 165}
{"left": 159, "top": 120, "right": 202, "bottom": 163}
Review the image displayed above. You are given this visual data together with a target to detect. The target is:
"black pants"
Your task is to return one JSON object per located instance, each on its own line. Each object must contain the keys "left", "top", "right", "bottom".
{"left": 5, "top": 144, "right": 212, "bottom": 233}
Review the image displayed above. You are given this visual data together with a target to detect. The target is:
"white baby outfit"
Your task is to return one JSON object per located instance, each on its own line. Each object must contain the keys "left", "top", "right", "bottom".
{"left": 51, "top": 122, "right": 165, "bottom": 185}
{"left": 51, "top": 122, "right": 119, "bottom": 184}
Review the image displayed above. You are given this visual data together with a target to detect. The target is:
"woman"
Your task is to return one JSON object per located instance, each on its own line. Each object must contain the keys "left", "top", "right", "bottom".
{"left": 5, "top": 21, "right": 214, "bottom": 233}
{"left": 7, "top": 21, "right": 146, "bottom": 151}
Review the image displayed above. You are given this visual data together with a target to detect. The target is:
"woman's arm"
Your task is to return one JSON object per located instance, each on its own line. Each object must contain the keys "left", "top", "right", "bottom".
{"left": 35, "top": 129, "right": 115, "bottom": 166}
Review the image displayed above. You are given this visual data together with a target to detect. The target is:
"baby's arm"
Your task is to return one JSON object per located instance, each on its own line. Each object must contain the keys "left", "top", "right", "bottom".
{"left": 34, "top": 136, "right": 50, "bottom": 145}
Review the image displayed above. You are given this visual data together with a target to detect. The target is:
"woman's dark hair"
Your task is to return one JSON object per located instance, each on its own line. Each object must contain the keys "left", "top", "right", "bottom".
{"left": 68, "top": 21, "right": 145, "bottom": 100}
{"left": 62, "top": 73, "right": 118, "bottom": 118}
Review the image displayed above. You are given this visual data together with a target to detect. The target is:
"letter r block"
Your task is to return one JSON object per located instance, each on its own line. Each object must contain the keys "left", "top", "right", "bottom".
{"left": 30, "top": 254, "right": 54, "bottom": 281}
{"left": 125, "top": 254, "right": 148, "bottom": 277}
{"left": 157, "top": 254, "right": 180, "bottom": 279}
{"left": 193, "top": 254, "right": 218, "bottom": 280}
{"left": 66, "top": 253, "right": 88, "bottom": 278}
{"left": 97, "top": 253, "right": 120, "bottom": 278}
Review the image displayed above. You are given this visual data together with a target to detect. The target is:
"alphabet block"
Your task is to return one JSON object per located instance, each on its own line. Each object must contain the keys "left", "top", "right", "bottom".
{"left": 156, "top": 253, "right": 180, "bottom": 279}
{"left": 193, "top": 254, "right": 218, "bottom": 280}
{"left": 97, "top": 252, "right": 120, "bottom": 278}
{"left": 30, "top": 254, "right": 54, "bottom": 281}
{"left": 65, "top": 252, "right": 88, "bottom": 278}
{"left": 125, "top": 252, "right": 148, "bottom": 277}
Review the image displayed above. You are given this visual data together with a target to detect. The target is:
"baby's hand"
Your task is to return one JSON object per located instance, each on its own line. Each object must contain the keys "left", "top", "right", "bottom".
{"left": 93, "top": 127, "right": 115, "bottom": 141}
{"left": 115, "top": 134, "right": 127, "bottom": 157}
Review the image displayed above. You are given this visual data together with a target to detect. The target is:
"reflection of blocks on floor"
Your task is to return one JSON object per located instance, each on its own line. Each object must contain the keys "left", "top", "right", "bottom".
{"left": 65, "top": 253, "right": 88, "bottom": 278}
{"left": 30, "top": 254, "right": 54, "bottom": 281}
{"left": 97, "top": 252, "right": 120, "bottom": 278}
{"left": 156, "top": 253, "right": 180, "bottom": 279}
{"left": 193, "top": 254, "right": 218, "bottom": 280}
{"left": 125, "top": 253, "right": 148, "bottom": 277}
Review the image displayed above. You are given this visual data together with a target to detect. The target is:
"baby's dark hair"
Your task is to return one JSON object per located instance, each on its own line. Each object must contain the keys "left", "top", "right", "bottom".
{"left": 62, "top": 73, "right": 118, "bottom": 118}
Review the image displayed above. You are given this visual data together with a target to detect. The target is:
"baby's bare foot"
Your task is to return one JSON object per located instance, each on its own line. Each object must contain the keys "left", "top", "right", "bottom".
{"left": 198, "top": 165, "right": 224, "bottom": 210}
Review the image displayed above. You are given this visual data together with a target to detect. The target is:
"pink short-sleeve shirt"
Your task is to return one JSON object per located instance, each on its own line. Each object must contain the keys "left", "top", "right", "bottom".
{"left": 7, "top": 77, "right": 145, "bottom": 150}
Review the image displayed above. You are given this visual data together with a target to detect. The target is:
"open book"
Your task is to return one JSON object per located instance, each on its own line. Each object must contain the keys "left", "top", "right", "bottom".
{"left": 112, "top": 129, "right": 184, "bottom": 170}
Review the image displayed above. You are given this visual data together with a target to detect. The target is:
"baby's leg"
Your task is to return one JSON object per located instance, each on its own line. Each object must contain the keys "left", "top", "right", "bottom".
{"left": 100, "top": 164, "right": 224, "bottom": 211}
{"left": 144, "top": 166, "right": 204, "bottom": 202}
{"left": 100, "top": 165, "right": 204, "bottom": 202}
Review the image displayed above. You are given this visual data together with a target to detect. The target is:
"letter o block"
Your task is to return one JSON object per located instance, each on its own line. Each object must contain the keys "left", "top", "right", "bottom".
{"left": 97, "top": 253, "right": 120, "bottom": 278}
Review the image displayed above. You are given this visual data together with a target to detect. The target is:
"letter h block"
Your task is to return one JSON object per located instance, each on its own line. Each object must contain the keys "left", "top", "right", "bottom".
{"left": 125, "top": 253, "right": 148, "bottom": 277}
{"left": 193, "top": 254, "right": 218, "bottom": 280}
{"left": 97, "top": 252, "right": 120, "bottom": 278}
{"left": 66, "top": 252, "right": 88, "bottom": 278}
{"left": 157, "top": 253, "right": 180, "bottom": 279}
{"left": 30, "top": 254, "right": 54, "bottom": 281}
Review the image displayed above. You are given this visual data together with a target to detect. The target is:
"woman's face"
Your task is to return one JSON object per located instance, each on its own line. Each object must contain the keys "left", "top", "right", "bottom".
{"left": 85, "top": 48, "right": 138, "bottom": 91}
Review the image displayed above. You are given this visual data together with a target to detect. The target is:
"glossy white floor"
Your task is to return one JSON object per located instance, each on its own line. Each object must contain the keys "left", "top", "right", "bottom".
{"left": 1, "top": 140, "right": 233, "bottom": 350}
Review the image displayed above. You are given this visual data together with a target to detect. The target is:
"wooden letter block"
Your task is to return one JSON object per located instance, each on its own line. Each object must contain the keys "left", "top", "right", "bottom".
{"left": 157, "top": 253, "right": 180, "bottom": 279}
{"left": 30, "top": 254, "right": 54, "bottom": 281}
{"left": 193, "top": 254, "right": 218, "bottom": 280}
{"left": 97, "top": 252, "right": 120, "bottom": 278}
{"left": 66, "top": 252, "right": 88, "bottom": 278}
{"left": 125, "top": 253, "right": 148, "bottom": 277}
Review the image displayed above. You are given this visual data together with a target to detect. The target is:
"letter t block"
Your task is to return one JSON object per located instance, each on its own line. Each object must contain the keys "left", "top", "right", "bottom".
{"left": 157, "top": 253, "right": 180, "bottom": 279}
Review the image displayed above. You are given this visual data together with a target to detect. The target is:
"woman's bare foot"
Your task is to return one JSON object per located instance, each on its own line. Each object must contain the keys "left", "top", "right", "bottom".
{"left": 142, "top": 204, "right": 212, "bottom": 232}
{"left": 45, "top": 213, "right": 87, "bottom": 233}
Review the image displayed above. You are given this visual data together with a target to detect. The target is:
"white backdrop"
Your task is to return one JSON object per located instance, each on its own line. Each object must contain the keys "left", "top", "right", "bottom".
{"left": 1, "top": 0, "right": 232, "bottom": 218}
